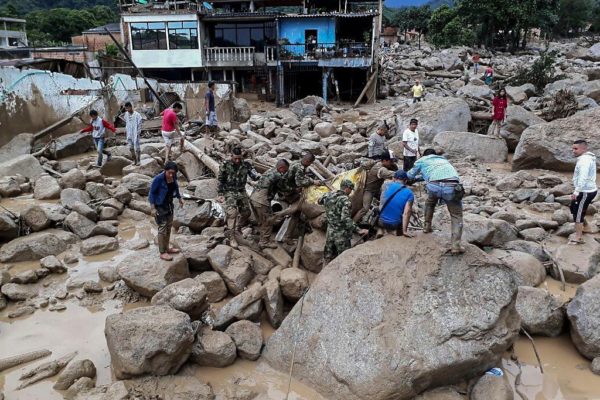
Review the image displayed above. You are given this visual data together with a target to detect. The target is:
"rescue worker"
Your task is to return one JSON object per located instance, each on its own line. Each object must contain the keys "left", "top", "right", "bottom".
{"left": 217, "top": 147, "right": 260, "bottom": 247}
{"left": 353, "top": 150, "right": 397, "bottom": 223}
{"left": 367, "top": 122, "right": 389, "bottom": 159}
{"left": 407, "top": 148, "right": 464, "bottom": 254}
{"left": 319, "top": 179, "right": 369, "bottom": 264}
{"left": 278, "top": 152, "right": 321, "bottom": 239}
{"left": 250, "top": 159, "right": 290, "bottom": 249}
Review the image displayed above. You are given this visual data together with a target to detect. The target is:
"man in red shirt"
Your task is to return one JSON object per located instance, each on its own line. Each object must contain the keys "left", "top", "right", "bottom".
{"left": 161, "top": 102, "right": 184, "bottom": 162}
{"left": 80, "top": 109, "right": 116, "bottom": 167}
{"left": 472, "top": 52, "right": 480, "bottom": 74}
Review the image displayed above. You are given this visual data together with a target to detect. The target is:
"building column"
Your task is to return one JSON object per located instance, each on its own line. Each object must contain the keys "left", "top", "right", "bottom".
{"left": 277, "top": 64, "right": 284, "bottom": 106}
{"left": 322, "top": 68, "right": 330, "bottom": 104}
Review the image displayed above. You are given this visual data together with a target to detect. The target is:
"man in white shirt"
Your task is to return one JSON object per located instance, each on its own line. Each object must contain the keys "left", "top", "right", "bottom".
{"left": 570, "top": 139, "right": 597, "bottom": 245}
{"left": 123, "top": 102, "right": 143, "bottom": 165}
{"left": 402, "top": 118, "right": 420, "bottom": 171}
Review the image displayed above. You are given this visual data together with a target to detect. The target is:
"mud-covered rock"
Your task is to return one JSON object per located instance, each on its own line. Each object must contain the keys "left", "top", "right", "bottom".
{"left": 279, "top": 267, "right": 309, "bottom": 302}
{"left": 470, "top": 373, "right": 513, "bottom": 400}
{"left": 0, "top": 154, "right": 43, "bottom": 180}
{"left": 60, "top": 168, "right": 86, "bottom": 189}
{"left": 516, "top": 286, "right": 565, "bottom": 337}
{"left": 433, "top": 132, "right": 507, "bottom": 163}
{"left": 80, "top": 235, "right": 119, "bottom": 256}
{"left": 489, "top": 249, "right": 546, "bottom": 287}
{"left": 191, "top": 326, "right": 237, "bottom": 367}
{"left": 33, "top": 175, "right": 61, "bottom": 200}
{"left": 213, "top": 282, "right": 265, "bottom": 329}
{"left": 195, "top": 272, "right": 228, "bottom": 303}
{"left": 264, "top": 235, "right": 519, "bottom": 400}
{"left": 151, "top": 278, "right": 208, "bottom": 317}
{"left": 0, "top": 229, "right": 77, "bottom": 262}
{"left": 53, "top": 359, "right": 97, "bottom": 390}
{"left": 105, "top": 306, "right": 194, "bottom": 379}
{"left": 0, "top": 212, "right": 19, "bottom": 242}
{"left": 53, "top": 132, "right": 93, "bottom": 159}
{"left": 225, "top": 320, "right": 263, "bottom": 361}
{"left": 567, "top": 274, "right": 600, "bottom": 359}
{"left": 117, "top": 250, "right": 190, "bottom": 297}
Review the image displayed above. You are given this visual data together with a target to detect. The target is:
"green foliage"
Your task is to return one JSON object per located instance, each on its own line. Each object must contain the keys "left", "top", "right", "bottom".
{"left": 0, "top": 0, "right": 117, "bottom": 17}
{"left": 25, "top": 5, "right": 117, "bottom": 46}
{"left": 428, "top": 5, "right": 475, "bottom": 47}
{"left": 553, "top": 0, "right": 595, "bottom": 36}
{"left": 102, "top": 43, "right": 119, "bottom": 57}
{"left": 589, "top": 0, "right": 600, "bottom": 32}
{"left": 508, "top": 50, "right": 563, "bottom": 91}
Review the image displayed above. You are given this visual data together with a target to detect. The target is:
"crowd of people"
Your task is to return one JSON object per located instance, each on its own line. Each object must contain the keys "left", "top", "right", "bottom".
{"left": 77, "top": 79, "right": 597, "bottom": 266}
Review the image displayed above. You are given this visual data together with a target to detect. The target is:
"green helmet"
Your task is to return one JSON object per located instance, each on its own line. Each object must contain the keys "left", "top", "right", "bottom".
{"left": 340, "top": 179, "right": 355, "bottom": 190}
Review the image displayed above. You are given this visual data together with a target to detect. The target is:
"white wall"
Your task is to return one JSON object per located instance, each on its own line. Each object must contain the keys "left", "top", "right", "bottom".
{"left": 122, "top": 14, "right": 202, "bottom": 69}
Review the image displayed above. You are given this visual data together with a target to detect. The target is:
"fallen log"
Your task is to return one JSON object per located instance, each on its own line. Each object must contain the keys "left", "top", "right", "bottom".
{"left": 184, "top": 139, "right": 220, "bottom": 176}
{"left": 0, "top": 349, "right": 52, "bottom": 372}
{"left": 313, "top": 160, "right": 335, "bottom": 180}
{"left": 424, "top": 71, "right": 462, "bottom": 79}
{"left": 471, "top": 111, "right": 493, "bottom": 121}
{"left": 17, "top": 351, "right": 77, "bottom": 389}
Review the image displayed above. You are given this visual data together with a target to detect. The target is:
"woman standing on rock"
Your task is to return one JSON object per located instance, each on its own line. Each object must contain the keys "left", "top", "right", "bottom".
{"left": 490, "top": 88, "right": 508, "bottom": 138}
{"left": 483, "top": 63, "right": 494, "bottom": 85}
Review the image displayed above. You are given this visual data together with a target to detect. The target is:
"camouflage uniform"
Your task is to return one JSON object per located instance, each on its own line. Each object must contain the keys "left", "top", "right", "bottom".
{"left": 319, "top": 184, "right": 359, "bottom": 262}
{"left": 218, "top": 160, "right": 259, "bottom": 231}
{"left": 277, "top": 161, "right": 315, "bottom": 239}
{"left": 250, "top": 167, "right": 285, "bottom": 245}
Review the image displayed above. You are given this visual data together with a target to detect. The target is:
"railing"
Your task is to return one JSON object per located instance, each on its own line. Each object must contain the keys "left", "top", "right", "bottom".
{"left": 119, "top": 0, "right": 199, "bottom": 11}
{"left": 265, "top": 46, "right": 277, "bottom": 63}
{"left": 204, "top": 46, "right": 255, "bottom": 64}
{"left": 278, "top": 42, "right": 371, "bottom": 61}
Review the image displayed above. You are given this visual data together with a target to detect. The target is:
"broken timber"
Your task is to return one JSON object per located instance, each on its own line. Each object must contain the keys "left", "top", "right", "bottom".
{"left": 0, "top": 349, "right": 52, "bottom": 373}
{"left": 183, "top": 140, "right": 220, "bottom": 176}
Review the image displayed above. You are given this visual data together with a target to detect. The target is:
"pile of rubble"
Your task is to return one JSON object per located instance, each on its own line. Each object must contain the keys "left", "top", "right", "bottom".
{"left": 1, "top": 41, "right": 600, "bottom": 400}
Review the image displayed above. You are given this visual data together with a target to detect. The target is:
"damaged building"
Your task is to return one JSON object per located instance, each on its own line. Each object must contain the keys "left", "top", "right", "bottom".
{"left": 119, "top": 0, "right": 382, "bottom": 104}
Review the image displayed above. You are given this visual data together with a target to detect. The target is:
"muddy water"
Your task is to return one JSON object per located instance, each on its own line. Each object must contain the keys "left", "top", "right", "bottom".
{"left": 505, "top": 335, "right": 600, "bottom": 400}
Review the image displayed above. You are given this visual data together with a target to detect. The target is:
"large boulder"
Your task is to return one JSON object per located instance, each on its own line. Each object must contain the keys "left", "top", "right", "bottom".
{"left": 544, "top": 79, "right": 600, "bottom": 102}
{"left": 516, "top": 286, "right": 565, "bottom": 337}
{"left": 513, "top": 107, "right": 600, "bottom": 171}
{"left": 458, "top": 214, "right": 519, "bottom": 248}
{"left": 456, "top": 84, "right": 493, "bottom": 99}
{"left": 53, "top": 132, "right": 93, "bottom": 159}
{"left": 105, "top": 306, "right": 194, "bottom": 379}
{"left": 489, "top": 249, "right": 546, "bottom": 287}
{"left": 60, "top": 168, "right": 86, "bottom": 189}
{"left": 61, "top": 188, "right": 91, "bottom": 209}
{"left": 0, "top": 133, "right": 34, "bottom": 163}
{"left": 550, "top": 239, "right": 600, "bottom": 283}
{"left": 289, "top": 96, "right": 326, "bottom": 118}
{"left": 21, "top": 205, "right": 51, "bottom": 232}
{"left": 225, "top": 320, "right": 264, "bottom": 361}
{"left": 191, "top": 326, "right": 237, "bottom": 367}
{"left": 395, "top": 97, "right": 471, "bottom": 143}
{"left": 300, "top": 230, "right": 326, "bottom": 273}
{"left": 80, "top": 235, "right": 119, "bottom": 256}
{"left": 314, "top": 122, "right": 337, "bottom": 138}
{"left": 121, "top": 173, "right": 152, "bottom": 195}
{"left": 123, "top": 157, "right": 162, "bottom": 178}
{"left": 151, "top": 278, "right": 208, "bottom": 317}
{"left": 501, "top": 105, "right": 546, "bottom": 151}
{"left": 213, "top": 282, "right": 265, "bottom": 329}
{"left": 433, "top": 132, "right": 507, "bottom": 162}
{"left": 0, "top": 212, "right": 19, "bottom": 242}
{"left": 63, "top": 211, "right": 99, "bottom": 240}
{"left": 207, "top": 245, "right": 254, "bottom": 295}
{"left": 117, "top": 249, "right": 190, "bottom": 297}
{"left": 100, "top": 156, "right": 132, "bottom": 176}
{"left": 174, "top": 200, "right": 216, "bottom": 233}
{"left": 232, "top": 97, "right": 251, "bottom": 122}
{"left": 264, "top": 236, "right": 520, "bottom": 400}
{"left": 0, "top": 154, "right": 43, "bottom": 180}
{"left": 567, "top": 274, "right": 600, "bottom": 359}
{"left": 0, "top": 229, "right": 77, "bottom": 262}
{"left": 33, "top": 175, "right": 61, "bottom": 200}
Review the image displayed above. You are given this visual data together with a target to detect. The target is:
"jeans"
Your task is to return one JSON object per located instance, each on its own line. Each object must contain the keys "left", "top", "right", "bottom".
{"left": 93, "top": 137, "right": 111, "bottom": 166}
{"left": 425, "top": 182, "right": 463, "bottom": 249}
{"left": 353, "top": 190, "right": 374, "bottom": 223}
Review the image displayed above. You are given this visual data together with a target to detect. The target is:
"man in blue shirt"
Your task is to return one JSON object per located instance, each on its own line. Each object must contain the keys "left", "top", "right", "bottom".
{"left": 149, "top": 161, "right": 184, "bottom": 261}
{"left": 378, "top": 170, "right": 414, "bottom": 237}
{"left": 407, "top": 148, "right": 464, "bottom": 254}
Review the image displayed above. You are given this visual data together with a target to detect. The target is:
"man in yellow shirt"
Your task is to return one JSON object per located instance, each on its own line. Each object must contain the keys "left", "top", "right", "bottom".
{"left": 411, "top": 79, "right": 424, "bottom": 103}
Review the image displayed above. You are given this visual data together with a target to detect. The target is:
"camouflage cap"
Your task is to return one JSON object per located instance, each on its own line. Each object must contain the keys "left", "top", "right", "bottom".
{"left": 340, "top": 179, "right": 355, "bottom": 190}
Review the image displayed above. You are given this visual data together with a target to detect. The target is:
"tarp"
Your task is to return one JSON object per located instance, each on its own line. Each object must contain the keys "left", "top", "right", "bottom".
{"left": 304, "top": 167, "right": 366, "bottom": 208}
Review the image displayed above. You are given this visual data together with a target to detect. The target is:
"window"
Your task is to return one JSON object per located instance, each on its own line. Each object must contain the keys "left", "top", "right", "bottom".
{"left": 131, "top": 22, "right": 167, "bottom": 50}
{"left": 168, "top": 21, "right": 198, "bottom": 49}
{"left": 210, "top": 22, "right": 276, "bottom": 51}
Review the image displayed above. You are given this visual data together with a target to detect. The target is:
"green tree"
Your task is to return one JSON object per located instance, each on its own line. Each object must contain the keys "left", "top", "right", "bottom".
{"left": 553, "top": 0, "right": 595, "bottom": 36}
{"left": 428, "top": 5, "right": 475, "bottom": 47}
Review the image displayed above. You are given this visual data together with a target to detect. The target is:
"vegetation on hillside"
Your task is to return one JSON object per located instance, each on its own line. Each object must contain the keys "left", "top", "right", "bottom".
{"left": 0, "top": 1, "right": 118, "bottom": 46}
{"left": 385, "top": 0, "right": 600, "bottom": 50}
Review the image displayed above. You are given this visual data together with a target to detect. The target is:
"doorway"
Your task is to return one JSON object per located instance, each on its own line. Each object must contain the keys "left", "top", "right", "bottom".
{"left": 305, "top": 29, "right": 317, "bottom": 52}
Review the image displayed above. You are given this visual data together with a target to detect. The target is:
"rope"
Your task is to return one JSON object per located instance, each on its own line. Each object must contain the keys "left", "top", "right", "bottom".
{"left": 285, "top": 287, "right": 309, "bottom": 400}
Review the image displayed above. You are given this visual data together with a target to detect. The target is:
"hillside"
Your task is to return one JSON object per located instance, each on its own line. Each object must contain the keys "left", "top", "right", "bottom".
{"left": 385, "top": 0, "right": 454, "bottom": 8}
{"left": 0, "top": 0, "right": 116, "bottom": 16}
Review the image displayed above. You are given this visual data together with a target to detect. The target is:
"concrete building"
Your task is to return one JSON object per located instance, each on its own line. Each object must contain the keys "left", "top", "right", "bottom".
{"left": 72, "top": 22, "right": 122, "bottom": 52}
{"left": 0, "top": 17, "right": 27, "bottom": 49}
{"left": 118, "top": 0, "right": 382, "bottom": 104}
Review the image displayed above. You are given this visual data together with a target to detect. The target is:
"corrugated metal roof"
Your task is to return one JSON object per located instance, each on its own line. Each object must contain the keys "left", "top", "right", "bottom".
{"left": 278, "top": 12, "right": 377, "bottom": 18}
{"left": 83, "top": 23, "right": 121, "bottom": 34}
{"left": 202, "top": 11, "right": 281, "bottom": 20}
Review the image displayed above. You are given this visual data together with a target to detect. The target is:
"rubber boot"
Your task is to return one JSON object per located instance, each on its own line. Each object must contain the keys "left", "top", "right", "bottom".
{"left": 135, "top": 150, "right": 141, "bottom": 166}
{"left": 130, "top": 148, "right": 137, "bottom": 164}
{"left": 423, "top": 203, "right": 434, "bottom": 234}
{"left": 450, "top": 218, "right": 464, "bottom": 255}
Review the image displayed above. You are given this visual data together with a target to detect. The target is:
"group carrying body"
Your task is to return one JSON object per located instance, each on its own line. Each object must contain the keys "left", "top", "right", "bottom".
{"left": 143, "top": 114, "right": 467, "bottom": 263}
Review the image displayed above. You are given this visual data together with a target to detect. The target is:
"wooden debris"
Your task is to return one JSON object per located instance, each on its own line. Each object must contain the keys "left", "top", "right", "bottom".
{"left": 17, "top": 351, "right": 77, "bottom": 390}
{"left": 0, "top": 349, "right": 52, "bottom": 373}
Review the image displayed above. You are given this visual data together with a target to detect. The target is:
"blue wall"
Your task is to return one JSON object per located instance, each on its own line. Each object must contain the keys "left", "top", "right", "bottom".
{"left": 278, "top": 17, "right": 336, "bottom": 46}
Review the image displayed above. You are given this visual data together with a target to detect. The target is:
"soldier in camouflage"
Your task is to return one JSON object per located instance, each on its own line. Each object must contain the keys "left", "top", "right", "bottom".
{"left": 217, "top": 147, "right": 260, "bottom": 247}
{"left": 277, "top": 152, "right": 321, "bottom": 240}
{"left": 319, "top": 179, "right": 369, "bottom": 264}
{"left": 250, "top": 159, "right": 289, "bottom": 249}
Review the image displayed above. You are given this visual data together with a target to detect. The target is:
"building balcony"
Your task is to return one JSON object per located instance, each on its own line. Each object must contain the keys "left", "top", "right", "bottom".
{"left": 278, "top": 42, "right": 372, "bottom": 67}
{"left": 204, "top": 46, "right": 255, "bottom": 67}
